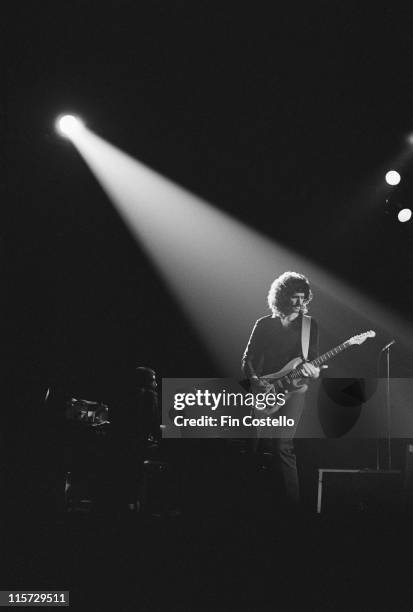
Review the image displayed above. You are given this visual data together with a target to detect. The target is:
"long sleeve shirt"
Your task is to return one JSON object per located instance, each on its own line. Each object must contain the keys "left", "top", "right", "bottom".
{"left": 241, "top": 314, "right": 319, "bottom": 378}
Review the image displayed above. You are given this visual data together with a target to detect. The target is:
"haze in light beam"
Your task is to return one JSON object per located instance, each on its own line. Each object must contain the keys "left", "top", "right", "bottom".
{"left": 67, "top": 127, "right": 413, "bottom": 375}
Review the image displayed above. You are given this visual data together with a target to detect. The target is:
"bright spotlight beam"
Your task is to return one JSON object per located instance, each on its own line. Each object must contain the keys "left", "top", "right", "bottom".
{"left": 64, "top": 126, "right": 413, "bottom": 374}
{"left": 56, "top": 114, "right": 85, "bottom": 138}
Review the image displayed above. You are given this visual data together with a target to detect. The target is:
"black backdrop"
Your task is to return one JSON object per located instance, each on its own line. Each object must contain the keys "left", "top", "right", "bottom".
{"left": 4, "top": 3, "right": 413, "bottom": 470}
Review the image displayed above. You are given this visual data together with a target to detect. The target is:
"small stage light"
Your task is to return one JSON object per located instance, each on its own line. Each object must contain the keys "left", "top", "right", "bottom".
{"left": 398, "top": 208, "right": 412, "bottom": 223}
{"left": 56, "top": 114, "right": 84, "bottom": 138}
{"left": 385, "top": 170, "right": 401, "bottom": 186}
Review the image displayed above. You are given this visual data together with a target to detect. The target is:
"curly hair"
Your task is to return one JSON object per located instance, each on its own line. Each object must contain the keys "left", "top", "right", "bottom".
{"left": 267, "top": 271, "right": 313, "bottom": 317}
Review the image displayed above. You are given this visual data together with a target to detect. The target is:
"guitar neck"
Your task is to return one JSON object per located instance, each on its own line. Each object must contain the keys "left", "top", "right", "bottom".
{"left": 311, "top": 341, "right": 351, "bottom": 367}
{"left": 282, "top": 330, "right": 375, "bottom": 382}
{"left": 288, "top": 340, "right": 351, "bottom": 381}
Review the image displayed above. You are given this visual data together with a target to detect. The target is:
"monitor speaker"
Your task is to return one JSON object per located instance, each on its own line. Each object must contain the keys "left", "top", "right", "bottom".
{"left": 317, "top": 469, "right": 403, "bottom": 514}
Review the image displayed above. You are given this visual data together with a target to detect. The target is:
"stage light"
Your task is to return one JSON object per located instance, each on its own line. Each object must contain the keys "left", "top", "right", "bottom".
{"left": 56, "top": 114, "right": 84, "bottom": 138}
{"left": 385, "top": 170, "right": 401, "bottom": 186}
{"left": 398, "top": 208, "right": 412, "bottom": 223}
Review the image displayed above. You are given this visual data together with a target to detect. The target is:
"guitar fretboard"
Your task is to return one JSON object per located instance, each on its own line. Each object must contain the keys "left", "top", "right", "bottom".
{"left": 289, "top": 340, "right": 351, "bottom": 380}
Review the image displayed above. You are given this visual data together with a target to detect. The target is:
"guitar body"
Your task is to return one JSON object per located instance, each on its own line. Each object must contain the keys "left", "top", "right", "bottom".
{"left": 252, "top": 357, "right": 308, "bottom": 416}
{"left": 261, "top": 357, "right": 309, "bottom": 394}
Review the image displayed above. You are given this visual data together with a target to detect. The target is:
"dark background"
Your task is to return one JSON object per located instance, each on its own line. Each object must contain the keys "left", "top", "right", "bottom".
{"left": 4, "top": 2, "right": 413, "bottom": 393}
{"left": 4, "top": 5, "right": 413, "bottom": 608}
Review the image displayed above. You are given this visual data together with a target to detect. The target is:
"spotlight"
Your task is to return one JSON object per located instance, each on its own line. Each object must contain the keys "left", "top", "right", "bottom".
{"left": 385, "top": 170, "right": 401, "bottom": 186}
{"left": 398, "top": 208, "right": 412, "bottom": 223}
{"left": 56, "top": 114, "right": 84, "bottom": 138}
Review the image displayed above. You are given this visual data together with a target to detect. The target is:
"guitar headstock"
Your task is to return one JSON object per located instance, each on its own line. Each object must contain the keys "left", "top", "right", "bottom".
{"left": 348, "top": 330, "right": 376, "bottom": 346}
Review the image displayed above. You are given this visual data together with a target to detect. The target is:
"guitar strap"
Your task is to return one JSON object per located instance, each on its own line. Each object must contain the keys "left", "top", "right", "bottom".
{"left": 301, "top": 315, "right": 312, "bottom": 361}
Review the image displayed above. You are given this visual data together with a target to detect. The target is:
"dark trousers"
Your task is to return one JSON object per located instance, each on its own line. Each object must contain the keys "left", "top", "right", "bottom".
{"left": 256, "top": 393, "right": 304, "bottom": 510}
{"left": 259, "top": 437, "right": 299, "bottom": 506}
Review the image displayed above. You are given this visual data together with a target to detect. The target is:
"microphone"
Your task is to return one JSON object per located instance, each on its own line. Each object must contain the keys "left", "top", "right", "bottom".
{"left": 380, "top": 339, "right": 395, "bottom": 352}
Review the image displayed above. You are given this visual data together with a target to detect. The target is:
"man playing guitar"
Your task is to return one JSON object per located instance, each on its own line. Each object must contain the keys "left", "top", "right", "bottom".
{"left": 242, "top": 271, "right": 320, "bottom": 512}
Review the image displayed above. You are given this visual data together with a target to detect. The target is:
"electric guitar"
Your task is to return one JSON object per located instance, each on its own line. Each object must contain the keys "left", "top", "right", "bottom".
{"left": 251, "top": 330, "right": 376, "bottom": 415}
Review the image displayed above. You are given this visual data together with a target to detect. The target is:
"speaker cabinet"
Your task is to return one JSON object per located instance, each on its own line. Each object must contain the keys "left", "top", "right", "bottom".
{"left": 317, "top": 469, "right": 403, "bottom": 514}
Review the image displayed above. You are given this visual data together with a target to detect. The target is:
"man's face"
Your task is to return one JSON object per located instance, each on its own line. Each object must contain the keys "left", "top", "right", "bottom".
{"left": 289, "top": 292, "right": 305, "bottom": 314}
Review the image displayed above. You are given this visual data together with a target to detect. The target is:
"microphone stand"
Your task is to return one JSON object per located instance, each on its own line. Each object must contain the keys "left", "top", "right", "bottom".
{"left": 377, "top": 340, "right": 395, "bottom": 471}
{"left": 385, "top": 343, "right": 393, "bottom": 470}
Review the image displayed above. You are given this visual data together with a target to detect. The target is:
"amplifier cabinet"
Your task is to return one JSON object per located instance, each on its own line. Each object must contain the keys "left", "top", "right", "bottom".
{"left": 317, "top": 469, "right": 403, "bottom": 514}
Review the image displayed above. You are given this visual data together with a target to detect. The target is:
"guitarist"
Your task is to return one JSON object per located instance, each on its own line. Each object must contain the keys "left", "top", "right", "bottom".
{"left": 241, "top": 271, "right": 320, "bottom": 512}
